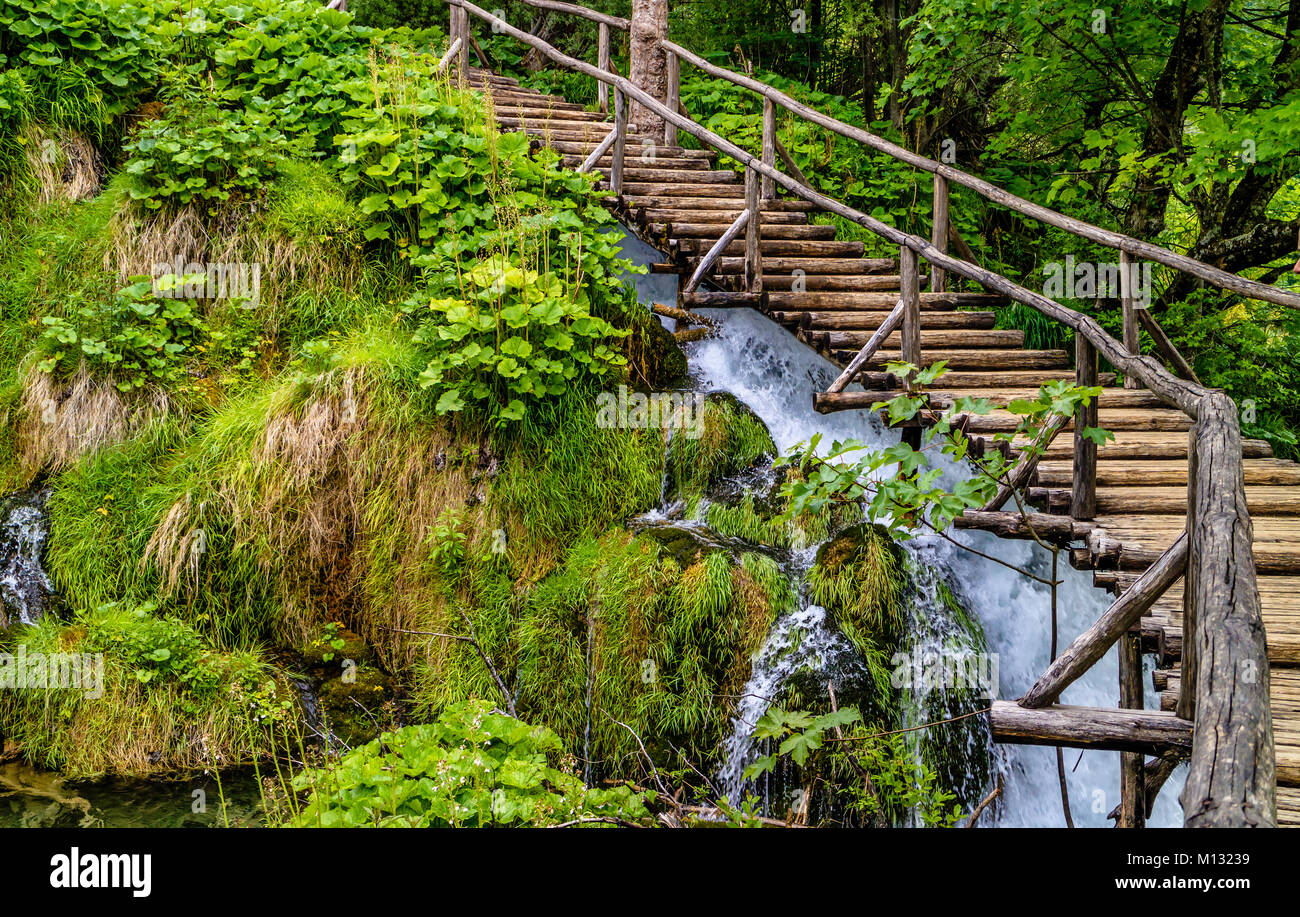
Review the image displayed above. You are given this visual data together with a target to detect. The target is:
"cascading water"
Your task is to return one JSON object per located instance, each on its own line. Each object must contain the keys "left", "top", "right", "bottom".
{"left": 0, "top": 484, "right": 55, "bottom": 627}
{"left": 612, "top": 226, "right": 1186, "bottom": 827}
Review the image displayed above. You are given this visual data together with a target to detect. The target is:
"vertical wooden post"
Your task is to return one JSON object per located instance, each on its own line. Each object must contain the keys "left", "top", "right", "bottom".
{"left": 931, "top": 174, "right": 949, "bottom": 293}
{"left": 597, "top": 22, "right": 611, "bottom": 115}
{"left": 1121, "top": 250, "right": 1140, "bottom": 389}
{"left": 664, "top": 51, "right": 679, "bottom": 148}
{"left": 744, "top": 166, "right": 762, "bottom": 292}
{"left": 456, "top": 7, "right": 469, "bottom": 82}
{"left": 900, "top": 245, "right": 921, "bottom": 380}
{"left": 761, "top": 97, "right": 776, "bottom": 200}
{"left": 1119, "top": 629, "right": 1146, "bottom": 827}
{"left": 900, "top": 245, "right": 922, "bottom": 448}
{"left": 1071, "top": 333, "right": 1098, "bottom": 520}
{"left": 611, "top": 88, "right": 628, "bottom": 197}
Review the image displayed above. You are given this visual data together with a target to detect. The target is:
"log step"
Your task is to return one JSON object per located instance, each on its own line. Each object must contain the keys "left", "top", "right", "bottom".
{"left": 802, "top": 329, "right": 1025, "bottom": 350}
{"left": 640, "top": 209, "right": 810, "bottom": 224}
{"left": 1033, "top": 485, "right": 1300, "bottom": 516}
{"left": 1031, "top": 432, "right": 1273, "bottom": 461}
{"left": 766, "top": 291, "right": 1005, "bottom": 309}
{"left": 1035, "top": 457, "right": 1300, "bottom": 487}
{"left": 828, "top": 348, "right": 1071, "bottom": 371}
{"left": 656, "top": 223, "right": 836, "bottom": 240}
{"left": 679, "top": 239, "right": 865, "bottom": 258}
{"left": 797, "top": 311, "right": 997, "bottom": 331}
{"left": 715, "top": 257, "right": 896, "bottom": 275}
{"left": 630, "top": 196, "right": 818, "bottom": 212}
{"left": 988, "top": 701, "right": 1191, "bottom": 755}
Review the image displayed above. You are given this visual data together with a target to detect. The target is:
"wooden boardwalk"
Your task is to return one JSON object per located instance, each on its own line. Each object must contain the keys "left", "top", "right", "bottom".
{"left": 464, "top": 64, "right": 1300, "bottom": 825}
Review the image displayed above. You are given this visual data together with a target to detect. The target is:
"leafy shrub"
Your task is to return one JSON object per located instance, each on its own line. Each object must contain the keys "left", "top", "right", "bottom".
{"left": 0, "top": 0, "right": 172, "bottom": 130}
{"left": 123, "top": 95, "right": 294, "bottom": 211}
{"left": 411, "top": 259, "right": 628, "bottom": 423}
{"left": 291, "top": 699, "right": 649, "bottom": 827}
{"left": 37, "top": 276, "right": 207, "bottom": 391}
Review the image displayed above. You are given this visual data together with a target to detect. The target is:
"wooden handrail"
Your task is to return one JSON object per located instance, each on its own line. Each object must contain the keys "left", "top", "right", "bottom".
{"left": 517, "top": 0, "right": 628, "bottom": 29}
{"left": 438, "top": 0, "right": 1275, "bottom": 829}
{"left": 659, "top": 38, "right": 1300, "bottom": 313}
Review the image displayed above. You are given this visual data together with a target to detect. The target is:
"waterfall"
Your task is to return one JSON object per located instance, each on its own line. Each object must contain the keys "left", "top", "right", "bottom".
{"left": 0, "top": 485, "right": 55, "bottom": 627}
{"left": 685, "top": 306, "right": 1186, "bottom": 827}
{"left": 611, "top": 225, "right": 1186, "bottom": 826}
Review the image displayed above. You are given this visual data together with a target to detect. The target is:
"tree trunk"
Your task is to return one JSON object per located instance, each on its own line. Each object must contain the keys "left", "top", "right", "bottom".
{"left": 629, "top": 0, "right": 668, "bottom": 136}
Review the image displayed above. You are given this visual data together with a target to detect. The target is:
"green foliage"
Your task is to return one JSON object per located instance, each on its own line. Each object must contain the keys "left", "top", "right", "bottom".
{"left": 291, "top": 700, "right": 650, "bottom": 827}
{"left": 0, "top": 596, "right": 293, "bottom": 776}
{"left": 411, "top": 258, "right": 628, "bottom": 425}
{"left": 742, "top": 704, "right": 963, "bottom": 827}
{"left": 1163, "top": 291, "right": 1300, "bottom": 460}
{"left": 809, "top": 524, "right": 906, "bottom": 652}
{"left": 124, "top": 94, "right": 294, "bottom": 211}
{"left": 0, "top": 0, "right": 172, "bottom": 131}
{"left": 780, "top": 363, "right": 1110, "bottom": 537}
{"left": 665, "top": 394, "right": 775, "bottom": 499}
{"left": 36, "top": 276, "right": 207, "bottom": 391}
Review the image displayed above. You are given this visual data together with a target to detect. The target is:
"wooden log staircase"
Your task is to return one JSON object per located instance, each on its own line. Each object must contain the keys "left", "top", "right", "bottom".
{"left": 440, "top": 0, "right": 1300, "bottom": 827}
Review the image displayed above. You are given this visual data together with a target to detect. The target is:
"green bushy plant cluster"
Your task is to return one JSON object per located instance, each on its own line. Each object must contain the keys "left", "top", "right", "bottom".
{"left": 123, "top": 93, "right": 294, "bottom": 211}
{"left": 291, "top": 699, "right": 649, "bottom": 827}
{"left": 36, "top": 276, "right": 207, "bottom": 390}
{"left": 0, "top": 0, "right": 173, "bottom": 133}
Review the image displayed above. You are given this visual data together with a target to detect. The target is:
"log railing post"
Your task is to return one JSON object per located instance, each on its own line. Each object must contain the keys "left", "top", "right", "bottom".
{"left": 1178, "top": 394, "right": 1274, "bottom": 827}
{"left": 463, "top": 8, "right": 473, "bottom": 78}
{"left": 597, "top": 22, "right": 611, "bottom": 114}
{"left": 1071, "top": 333, "right": 1098, "bottom": 520}
{"left": 744, "top": 166, "right": 762, "bottom": 292}
{"left": 664, "top": 50, "right": 679, "bottom": 149}
{"left": 1119, "top": 629, "right": 1146, "bottom": 827}
{"left": 761, "top": 97, "right": 776, "bottom": 201}
{"left": 610, "top": 87, "right": 627, "bottom": 196}
{"left": 1121, "top": 250, "right": 1140, "bottom": 389}
{"left": 931, "top": 174, "right": 949, "bottom": 293}
{"left": 900, "top": 245, "right": 921, "bottom": 383}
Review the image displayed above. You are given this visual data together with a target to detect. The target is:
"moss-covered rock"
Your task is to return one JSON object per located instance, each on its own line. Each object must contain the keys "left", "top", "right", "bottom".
{"left": 810, "top": 523, "right": 907, "bottom": 654}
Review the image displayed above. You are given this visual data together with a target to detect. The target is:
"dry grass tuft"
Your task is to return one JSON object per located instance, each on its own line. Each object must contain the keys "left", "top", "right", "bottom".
{"left": 25, "top": 125, "right": 103, "bottom": 205}
{"left": 17, "top": 364, "right": 169, "bottom": 480}
{"left": 106, "top": 199, "right": 360, "bottom": 306}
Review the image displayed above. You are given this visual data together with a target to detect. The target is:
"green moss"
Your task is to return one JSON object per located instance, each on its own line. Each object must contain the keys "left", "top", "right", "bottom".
{"left": 809, "top": 523, "right": 907, "bottom": 653}
{"left": 0, "top": 602, "right": 297, "bottom": 778}
{"left": 665, "top": 392, "right": 774, "bottom": 500}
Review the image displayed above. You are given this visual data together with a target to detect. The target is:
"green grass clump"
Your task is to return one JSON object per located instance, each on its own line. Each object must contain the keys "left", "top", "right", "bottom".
{"left": 809, "top": 523, "right": 907, "bottom": 653}
{"left": 665, "top": 393, "right": 775, "bottom": 500}
{"left": 0, "top": 600, "right": 296, "bottom": 778}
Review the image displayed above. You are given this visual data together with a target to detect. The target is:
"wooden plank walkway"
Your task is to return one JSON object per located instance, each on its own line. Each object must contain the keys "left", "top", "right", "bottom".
{"left": 464, "top": 67, "right": 1299, "bottom": 826}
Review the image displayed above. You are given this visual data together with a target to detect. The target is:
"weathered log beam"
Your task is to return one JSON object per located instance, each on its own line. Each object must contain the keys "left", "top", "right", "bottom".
{"left": 1180, "top": 394, "right": 1275, "bottom": 828}
{"left": 1020, "top": 533, "right": 1187, "bottom": 708}
{"left": 978, "top": 412, "right": 1070, "bottom": 513}
{"left": 989, "top": 702, "right": 1192, "bottom": 756}
{"left": 954, "top": 510, "right": 1093, "bottom": 543}
{"left": 683, "top": 208, "right": 751, "bottom": 292}
{"left": 1137, "top": 308, "right": 1201, "bottom": 385}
